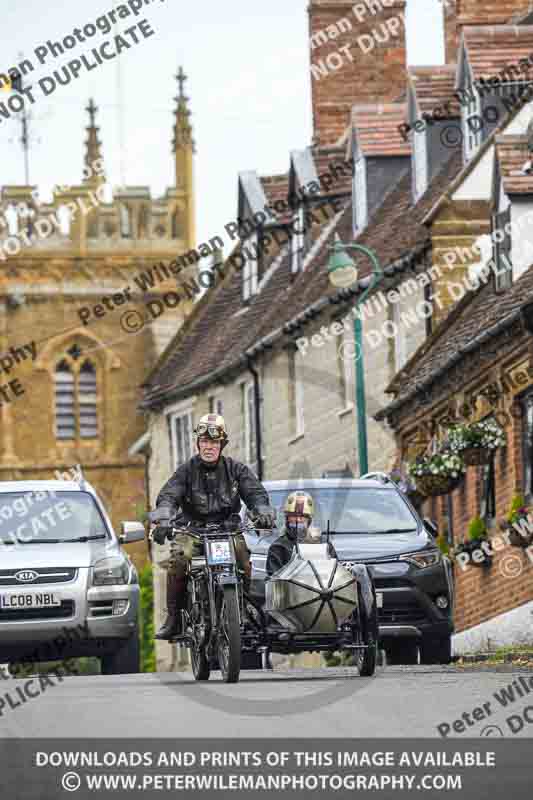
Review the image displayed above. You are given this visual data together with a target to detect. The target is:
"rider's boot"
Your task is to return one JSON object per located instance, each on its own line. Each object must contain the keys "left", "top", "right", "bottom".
{"left": 155, "top": 575, "right": 185, "bottom": 640}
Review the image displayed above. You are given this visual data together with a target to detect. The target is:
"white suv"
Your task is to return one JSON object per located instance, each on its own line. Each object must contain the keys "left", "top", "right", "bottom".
{"left": 0, "top": 479, "right": 144, "bottom": 674}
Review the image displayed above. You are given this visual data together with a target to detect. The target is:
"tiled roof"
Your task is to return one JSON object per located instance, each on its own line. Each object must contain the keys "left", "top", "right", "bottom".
{"left": 351, "top": 104, "right": 411, "bottom": 157}
{"left": 379, "top": 263, "right": 533, "bottom": 417}
{"left": 312, "top": 146, "right": 353, "bottom": 196}
{"left": 463, "top": 25, "right": 533, "bottom": 81}
{"left": 495, "top": 133, "right": 533, "bottom": 194}
{"left": 141, "top": 148, "right": 463, "bottom": 409}
{"left": 408, "top": 66, "right": 461, "bottom": 117}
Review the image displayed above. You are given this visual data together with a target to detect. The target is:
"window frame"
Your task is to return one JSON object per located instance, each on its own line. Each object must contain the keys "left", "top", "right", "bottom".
{"left": 54, "top": 355, "right": 99, "bottom": 442}
{"left": 169, "top": 408, "right": 194, "bottom": 469}
{"left": 522, "top": 391, "right": 533, "bottom": 501}
{"left": 462, "top": 85, "right": 482, "bottom": 161}
{"left": 208, "top": 395, "right": 224, "bottom": 416}
{"left": 291, "top": 205, "right": 306, "bottom": 274}
{"left": 242, "top": 231, "right": 259, "bottom": 302}
{"left": 493, "top": 207, "right": 512, "bottom": 292}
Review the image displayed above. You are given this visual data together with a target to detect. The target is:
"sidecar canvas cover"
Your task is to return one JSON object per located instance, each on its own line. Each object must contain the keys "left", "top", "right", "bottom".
{"left": 264, "top": 543, "right": 358, "bottom": 634}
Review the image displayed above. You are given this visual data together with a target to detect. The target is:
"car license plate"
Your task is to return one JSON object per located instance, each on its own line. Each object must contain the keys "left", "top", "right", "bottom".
{"left": 209, "top": 541, "right": 232, "bottom": 564}
{"left": 376, "top": 592, "right": 383, "bottom": 609}
{"left": 0, "top": 592, "right": 61, "bottom": 610}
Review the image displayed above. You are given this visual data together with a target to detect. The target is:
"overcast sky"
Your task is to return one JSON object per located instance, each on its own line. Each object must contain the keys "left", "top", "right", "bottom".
{"left": 1, "top": 0, "right": 445, "bottom": 249}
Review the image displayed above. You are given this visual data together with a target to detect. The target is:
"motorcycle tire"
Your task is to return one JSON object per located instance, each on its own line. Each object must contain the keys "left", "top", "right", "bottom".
{"left": 353, "top": 584, "right": 378, "bottom": 677}
{"left": 191, "top": 643, "right": 210, "bottom": 680}
{"left": 217, "top": 585, "right": 241, "bottom": 684}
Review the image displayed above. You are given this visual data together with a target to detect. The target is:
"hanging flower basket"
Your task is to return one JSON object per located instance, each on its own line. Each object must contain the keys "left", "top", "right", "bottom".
{"left": 414, "top": 473, "right": 463, "bottom": 497}
{"left": 445, "top": 420, "right": 505, "bottom": 466}
{"left": 408, "top": 451, "right": 465, "bottom": 497}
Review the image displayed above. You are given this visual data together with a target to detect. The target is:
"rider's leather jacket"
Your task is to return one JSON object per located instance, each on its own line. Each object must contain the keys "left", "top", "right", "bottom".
{"left": 156, "top": 454, "right": 270, "bottom": 525}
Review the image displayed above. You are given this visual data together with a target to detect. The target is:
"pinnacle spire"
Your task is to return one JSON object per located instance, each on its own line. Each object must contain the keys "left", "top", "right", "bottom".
{"left": 83, "top": 98, "right": 105, "bottom": 185}
{"left": 173, "top": 66, "right": 195, "bottom": 152}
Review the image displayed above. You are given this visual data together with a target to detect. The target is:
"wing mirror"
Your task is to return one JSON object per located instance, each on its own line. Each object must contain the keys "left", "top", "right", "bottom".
{"left": 120, "top": 521, "right": 146, "bottom": 544}
{"left": 423, "top": 518, "right": 438, "bottom": 538}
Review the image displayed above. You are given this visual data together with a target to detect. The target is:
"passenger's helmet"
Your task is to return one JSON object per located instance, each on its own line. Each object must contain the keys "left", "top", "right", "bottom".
{"left": 284, "top": 492, "right": 314, "bottom": 541}
{"left": 284, "top": 491, "right": 314, "bottom": 518}
{"left": 194, "top": 414, "right": 229, "bottom": 449}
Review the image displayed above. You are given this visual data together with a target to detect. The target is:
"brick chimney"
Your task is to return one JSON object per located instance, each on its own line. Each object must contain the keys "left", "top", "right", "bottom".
{"left": 444, "top": 0, "right": 533, "bottom": 63}
{"left": 309, "top": 0, "right": 407, "bottom": 146}
{"left": 457, "top": 0, "right": 533, "bottom": 25}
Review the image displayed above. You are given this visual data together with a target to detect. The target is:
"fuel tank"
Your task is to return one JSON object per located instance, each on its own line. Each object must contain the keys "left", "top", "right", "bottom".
{"left": 264, "top": 543, "right": 358, "bottom": 633}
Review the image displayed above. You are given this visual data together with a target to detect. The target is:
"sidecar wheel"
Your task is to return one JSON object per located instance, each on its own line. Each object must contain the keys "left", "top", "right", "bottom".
{"left": 218, "top": 586, "right": 241, "bottom": 684}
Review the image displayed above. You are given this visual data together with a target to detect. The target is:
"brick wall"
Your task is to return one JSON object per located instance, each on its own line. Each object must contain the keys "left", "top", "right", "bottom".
{"left": 308, "top": 0, "right": 407, "bottom": 145}
{"left": 412, "top": 357, "right": 533, "bottom": 638}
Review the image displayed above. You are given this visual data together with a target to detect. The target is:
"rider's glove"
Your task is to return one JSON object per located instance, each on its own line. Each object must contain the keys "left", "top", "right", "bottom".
{"left": 254, "top": 506, "right": 276, "bottom": 529}
{"left": 152, "top": 525, "right": 170, "bottom": 545}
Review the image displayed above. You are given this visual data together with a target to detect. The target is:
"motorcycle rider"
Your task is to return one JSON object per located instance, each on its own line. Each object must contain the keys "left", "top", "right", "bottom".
{"left": 266, "top": 491, "right": 315, "bottom": 576}
{"left": 152, "top": 414, "right": 275, "bottom": 639}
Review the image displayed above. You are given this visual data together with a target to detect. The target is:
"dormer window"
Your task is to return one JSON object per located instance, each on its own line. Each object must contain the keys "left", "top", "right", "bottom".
{"left": 242, "top": 231, "right": 259, "bottom": 301}
{"left": 291, "top": 206, "right": 305, "bottom": 274}
{"left": 354, "top": 157, "right": 367, "bottom": 231}
{"left": 462, "top": 86, "right": 482, "bottom": 161}
{"left": 413, "top": 128, "right": 428, "bottom": 199}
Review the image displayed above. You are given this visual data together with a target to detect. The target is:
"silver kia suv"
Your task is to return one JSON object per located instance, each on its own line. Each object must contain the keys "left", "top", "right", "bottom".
{"left": 0, "top": 478, "right": 145, "bottom": 674}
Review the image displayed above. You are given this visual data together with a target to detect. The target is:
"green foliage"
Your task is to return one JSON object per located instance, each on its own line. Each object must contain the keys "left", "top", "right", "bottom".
{"left": 139, "top": 562, "right": 156, "bottom": 673}
{"left": 506, "top": 493, "right": 529, "bottom": 525}
{"left": 467, "top": 515, "right": 487, "bottom": 541}
{"left": 436, "top": 534, "right": 449, "bottom": 555}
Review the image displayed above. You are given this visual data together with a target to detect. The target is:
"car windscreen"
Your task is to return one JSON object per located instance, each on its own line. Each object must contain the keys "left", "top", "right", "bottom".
{"left": 0, "top": 491, "right": 110, "bottom": 544}
{"left": 268, "top": 487, "right": 418, "bottom": 535}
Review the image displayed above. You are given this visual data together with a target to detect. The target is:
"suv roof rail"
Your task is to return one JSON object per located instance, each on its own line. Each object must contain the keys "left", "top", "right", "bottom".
{"left": 360, "top": 471, "right": 394, "bottom": 484}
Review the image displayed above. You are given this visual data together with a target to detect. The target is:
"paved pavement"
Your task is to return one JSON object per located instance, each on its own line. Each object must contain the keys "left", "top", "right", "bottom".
{"left": 2, "top": 664, "right": 533, "bottom": 739}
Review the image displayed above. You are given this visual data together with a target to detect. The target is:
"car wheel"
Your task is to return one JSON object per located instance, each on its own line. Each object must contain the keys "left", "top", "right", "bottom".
{"left": 100, "top": 632, "right": 140, "bottom": 675}
{"left": 419, "top": 635, "right": 452, "bottom": 665}
{"left": 385, "top": 642, "right": 419, "bottom": 665}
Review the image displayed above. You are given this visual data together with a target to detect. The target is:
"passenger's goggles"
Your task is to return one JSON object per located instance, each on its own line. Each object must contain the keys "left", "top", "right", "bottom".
{"left": 195, "top": 423, "right": 225, "bottom": 440}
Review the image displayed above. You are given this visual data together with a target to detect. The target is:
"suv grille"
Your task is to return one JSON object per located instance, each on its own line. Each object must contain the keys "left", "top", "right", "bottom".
{"left": 0, "top": 600, "right": 75, "bottom": 622}
{"left": 379, "top": 599, "right": 426, "bottom": 625}
{"left": 0, "top": 568, "right": 77, "bottom": 586}
{"left": 0, "top": 567, "right": 78, "bottom": 590}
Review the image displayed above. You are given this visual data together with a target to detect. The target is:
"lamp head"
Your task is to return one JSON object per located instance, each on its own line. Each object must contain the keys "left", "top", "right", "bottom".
{"left": 327, "top": 237, "right": 358, "bottom": 288}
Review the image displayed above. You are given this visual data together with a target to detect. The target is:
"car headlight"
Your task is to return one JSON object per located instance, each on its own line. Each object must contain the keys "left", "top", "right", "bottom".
{"left": 93, "top": 556, "right": 129, "bottom": 586}
{"left": 399, "top": 549, "right": 441, "bottom": 569}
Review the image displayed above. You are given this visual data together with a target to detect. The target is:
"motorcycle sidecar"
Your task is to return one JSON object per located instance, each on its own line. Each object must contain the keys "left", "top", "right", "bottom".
{"left": 242, "top": 543, "right": 378, "bottom": 676}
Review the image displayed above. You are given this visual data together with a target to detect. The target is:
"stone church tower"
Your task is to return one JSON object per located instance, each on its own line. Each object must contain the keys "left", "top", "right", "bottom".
{"left": 0, "top": 68, "right": 197, "bottom": 569}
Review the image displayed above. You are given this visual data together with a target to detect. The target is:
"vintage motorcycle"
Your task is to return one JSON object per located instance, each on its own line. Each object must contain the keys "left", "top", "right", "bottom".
{"left": 149, "top": 511, "right": 255, "bottom": 683}
{"left": 149, "top": 513, "right": 378, "bottom": 681}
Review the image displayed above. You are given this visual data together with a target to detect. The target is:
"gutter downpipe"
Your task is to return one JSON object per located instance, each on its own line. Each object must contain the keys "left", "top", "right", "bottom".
{"left": 247, "top": 358, "right": 264, "bottom": 480}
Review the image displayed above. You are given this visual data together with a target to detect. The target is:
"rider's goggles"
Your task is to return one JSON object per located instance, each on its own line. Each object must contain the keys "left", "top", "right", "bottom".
{"left": 195, "top": 423, "right": 225, "bottom": 440}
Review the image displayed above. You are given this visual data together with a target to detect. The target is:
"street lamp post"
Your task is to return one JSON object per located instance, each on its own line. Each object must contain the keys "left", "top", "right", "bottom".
{"left": 327, "top": 237, "right": 384, "bottom": 476}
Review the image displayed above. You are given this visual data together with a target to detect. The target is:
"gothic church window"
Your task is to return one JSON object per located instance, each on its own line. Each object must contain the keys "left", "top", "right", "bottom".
{"left": 54, "top": 353, "right": 98, "bottom": 441}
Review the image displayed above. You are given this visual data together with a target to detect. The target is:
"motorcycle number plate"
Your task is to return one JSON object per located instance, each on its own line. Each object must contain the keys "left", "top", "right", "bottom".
{"left": 207, "top": 540, "right": 233, "bottom": 565}
{"left": 376, "top": 592, "right": 383, "bottom": 609}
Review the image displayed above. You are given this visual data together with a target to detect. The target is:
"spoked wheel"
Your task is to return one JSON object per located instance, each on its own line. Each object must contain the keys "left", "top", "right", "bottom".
{"left": 190, "top": 634, "right": 210, "bottom": 681}
{"left": 217, "top": 585, "right": 241, "bottom": 683}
